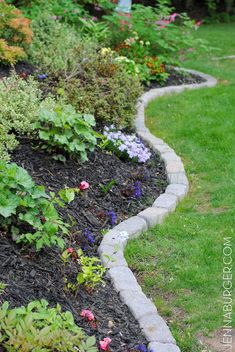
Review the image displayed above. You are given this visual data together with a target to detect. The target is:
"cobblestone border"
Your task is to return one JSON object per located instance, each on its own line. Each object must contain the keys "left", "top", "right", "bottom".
{"left": 98, "top": 69, "right": 217, "bottom": 352}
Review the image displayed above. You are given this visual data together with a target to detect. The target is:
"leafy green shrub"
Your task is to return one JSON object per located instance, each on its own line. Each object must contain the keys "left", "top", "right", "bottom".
{"left": 115, "top": 32, "right": 168, "bottom": 85}
{"left": 104, "top": 1, "right": 201, "bottom": 65}
{"left": 0, "top": 73, "right": 41, "bottom": 133}
{"left": 16, "top": 0, "right": 89, "bottom": 24}
{"left": 0, "top": 124, "right": 18, "bottom": 162}
{"left": 0, "top": 299, "right": 97, "bottom": 352}
{"left": 36, "top": 104, "right": 97, "bottom": 162}
{"left": 28, "top": 15, "right": 81, "bottom": 75}
{"left": 60, "top": 46, "right": 142, "bottom": 128}
{"left": 0, "top": 73, "right": 55, "bottom": 160}
{"left": 0, "top": 161, "right": 76, "bottom": 251}
{"left": 0, "top": 1, "right": 33, "bottom": 64}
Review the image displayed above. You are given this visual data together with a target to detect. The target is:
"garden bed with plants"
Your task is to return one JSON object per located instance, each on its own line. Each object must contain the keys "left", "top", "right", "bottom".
{"left": 0, "top": 0, "right": 210, "bottom": 351}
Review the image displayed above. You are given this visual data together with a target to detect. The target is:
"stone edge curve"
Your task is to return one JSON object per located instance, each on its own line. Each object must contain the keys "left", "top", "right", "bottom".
{"left": 98, "top": 68, "right": 217, "bottom": 352}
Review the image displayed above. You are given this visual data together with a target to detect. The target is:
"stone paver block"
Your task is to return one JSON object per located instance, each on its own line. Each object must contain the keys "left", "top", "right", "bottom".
{"left": 148, "top": 342, "right": 180, "bottom": 352}
{"left": 114, "top": 216, "right": 148, "bottom": 239}
{"left": 153, "top": 194, "right": 177, "bottom": 212}
{"left": 98, "top": 244, "right": 127, "bottom": 269}
{"left": 137, "top": 130, "right": 164, "bottom": 147}
{"left": 138, "top": 207, "right": 168, "bottom": 227}
{"left": 161, "top": 152, "right": 181, "bottom": 163}
{"left": 108, "top": 267, "right": 142, "bottom": 293}
{"left": 101, "top": 230, "right": 129, "bottom": 250}
{"left": 167, "top": 172, "right": 189, "bottom": 188}
{"left": 166, "top": 161, "right": 184, "bottom": 174}
{"left": 139, "top": 314, "right": 176, "bottom": 344}
{"left": 152, "top": 144, "right": 173, "bottom": 154}
{"left": 120, "top": 290, "right": 158, "bottom": 320}
{"left": 165, "top": 184, "right": 188, "bottom": 201}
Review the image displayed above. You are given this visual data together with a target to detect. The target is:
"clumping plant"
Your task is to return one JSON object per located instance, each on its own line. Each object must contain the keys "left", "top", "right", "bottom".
{"left": 28, "top": 14, "right": 80, "bottom": 75}
{"left": 77, "top": 250, "right": 106, "bottom": 289}
{"left": 0, "top": 1, "right": 33, "bottom": 64}
{"left": 0, "top": 299, "right": 98, "bottom": 352}
{"left": 60, "top": 44, "right": 142, "bottom": 128}
{"left": 0, "top": 73, "right": 55, "bottom": 160}
{"left": 35, "top": 104, "right": 97, "bottom": 162}
{"left": 62, "top": 248, "right": 105, "bottom": 290}
{"left": 102, "top": 125, "right": 151, "bottom": 163}
{"left": 0, "top": 161, "right": 77, "bottom": 251}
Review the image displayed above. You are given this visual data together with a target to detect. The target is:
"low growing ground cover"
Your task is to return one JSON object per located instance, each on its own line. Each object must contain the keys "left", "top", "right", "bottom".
{"left": 126, "top": 23, "right": 235, "bottom": 352}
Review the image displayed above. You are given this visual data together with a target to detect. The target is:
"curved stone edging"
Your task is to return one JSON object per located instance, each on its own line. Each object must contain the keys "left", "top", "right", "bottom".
{"left": 98, "top": 68, "right": 217, "bottom": 352}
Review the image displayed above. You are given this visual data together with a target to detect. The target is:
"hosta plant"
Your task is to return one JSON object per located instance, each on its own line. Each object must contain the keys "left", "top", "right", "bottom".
{"left": 0, "top": 299, "right": 98, "bottom": 352}
{"left": 35, "top": 104, "right": 97, "bottom": 162}
{"left": 0, "top": 161, "right": 77, "bottom": 251}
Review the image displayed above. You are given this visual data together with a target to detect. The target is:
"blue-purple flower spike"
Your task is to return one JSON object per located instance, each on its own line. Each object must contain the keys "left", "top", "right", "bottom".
{"left": 84, "top": 228, "right": 95, "bottom": 244}
{"left": 107, "top": 211, "right": 116, "bottom": 226}
{"left": 136, "top": 344, "right": 148, "bottom": 352}
{"left": 134, "top": 181, "right": 142, "bottom": 198}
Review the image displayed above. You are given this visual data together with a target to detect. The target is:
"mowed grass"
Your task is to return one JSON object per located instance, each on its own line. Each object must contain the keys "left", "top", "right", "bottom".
{"left": 125, "top": 24, "right": 235, "bottom": 351}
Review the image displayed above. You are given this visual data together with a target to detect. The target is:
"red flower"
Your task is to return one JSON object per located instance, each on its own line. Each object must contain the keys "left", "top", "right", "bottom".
{"left": 67, "top": 247, "right": 74, "bottom": 253}
{"left": 79, "top": 181, "right": 89, "bottom": 191}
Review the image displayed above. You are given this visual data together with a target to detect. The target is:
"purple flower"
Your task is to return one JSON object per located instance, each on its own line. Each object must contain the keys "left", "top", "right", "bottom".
{"left": 103, "top": 127, "right": 151, "bottom": 163}
{"left": 134, "top": 181, "right": 142, "bottom": 198}
{"left": 84, "top": 228, "right": 95, "bottom": 244}
{"left": 107, "top": 211, "right": 116, "bottom": 226}
{"left": 38, "top": 73, "right": 48, "bottom": 80}
{"left": 136, "top": 344, "right": 148, "bottom": 352}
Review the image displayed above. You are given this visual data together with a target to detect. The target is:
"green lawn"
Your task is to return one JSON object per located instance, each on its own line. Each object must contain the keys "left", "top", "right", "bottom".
{"left": 125, "top": 24, "right": 235, "bottom": 351}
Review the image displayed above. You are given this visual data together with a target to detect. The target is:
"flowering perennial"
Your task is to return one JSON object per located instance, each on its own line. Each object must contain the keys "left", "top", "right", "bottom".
{"left": 107, "top": 210, "right": 116, "bottom": 227}
{"left": 84, "top": 228, "right": 95, "bottom": 244}
{"left": 80, "top": 309, "right": 95, "bottom": 321}
{"left": 134, "top": 181, "right": 142, "bottom": 198}
{"left": 99, "top": 337, "right": 112, "bottom": 351}
{"left": 103, "top": 126, "right": 151, "bottom": 163}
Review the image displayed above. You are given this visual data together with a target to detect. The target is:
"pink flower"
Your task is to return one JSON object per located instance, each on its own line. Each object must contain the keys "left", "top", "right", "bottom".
{"left": 169, "top": 13, "right": 178, "bottom": 22}
{"left": 92, "top": 16, "right": 98, "bottom": 21}
{"left": 80, "top": 309, "right": 95, "bottom": 321}
{"left": 79, "top": 181, "right": 89, "bottom": 191}
{"left": 195, "top": 20, "right": 202, "bottom": 27}
{"left": 99, "top": 337, "right": 112, "bottom": 351}
{"left": 67, "top": 247, "right": 74, "bottom": 253}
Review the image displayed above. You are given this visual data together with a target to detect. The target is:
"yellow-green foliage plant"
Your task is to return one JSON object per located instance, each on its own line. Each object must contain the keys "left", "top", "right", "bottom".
{"left": 0, "top": 1, "right": 33, "bottom": 65}
{"left": 0, "top": 73, "right": 55, "bottom": 160}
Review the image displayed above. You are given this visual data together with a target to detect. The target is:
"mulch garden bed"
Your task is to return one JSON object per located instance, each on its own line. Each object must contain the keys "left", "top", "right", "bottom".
{"left": 0, "top": 61, "right": 203, "bottom": 351}
{"left": 0, "top": 136, "right": 167, "bottom": 351}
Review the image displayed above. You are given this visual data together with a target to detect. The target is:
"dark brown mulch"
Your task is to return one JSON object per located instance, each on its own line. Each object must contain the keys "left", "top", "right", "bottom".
{"left": 145, "top": 67, "right": 206, "bottom": 91}
{"left": 0, "top": 137, "right": 168, "bottom": 351}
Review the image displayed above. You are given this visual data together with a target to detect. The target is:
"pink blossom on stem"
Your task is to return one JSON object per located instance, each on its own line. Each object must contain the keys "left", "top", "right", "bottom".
{"left": 79, "top": 181, "right": 89, "bottom": 190}
{"left": 67, "top": 247, "right": 74, "bottom": 253}
{"left": 99, "top": 337, "right": 112, "bottom": 351}
{"left": 195, "top": 20, "right": 202, "bottom": 27}
{"left": 80, "top": 309, "right": 95, "bottom": 321}
{"left": 169, "top": 12, "right": 178, "bottom": 22}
